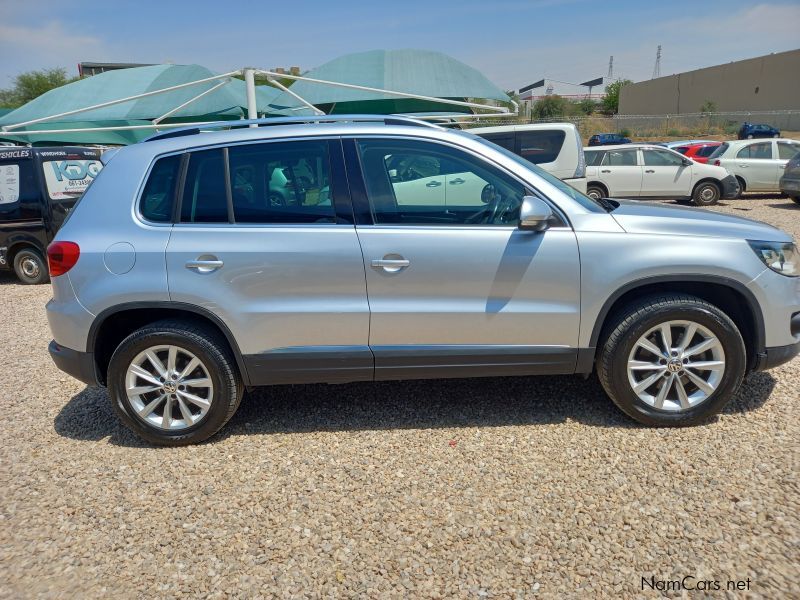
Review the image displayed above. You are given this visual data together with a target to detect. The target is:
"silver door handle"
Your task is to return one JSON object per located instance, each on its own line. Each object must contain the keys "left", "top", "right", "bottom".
{"left": 601, "top": 169, "right": 611, "bottom": 173}
{"left": 739, "top": 164, "right": 748, "bottom": 168}
{"left": 371, "top": 258, "right": 410, "bottom": 272}
{"left": 645, "top": 169, "right": 655, "bottom": 173}
{"left": 450, "top": 178, "right": 465, "bottom": 184}
{"left": 185, "top": 259, "right": 224, "bottom": 272}
{"left": 426, "top": 181, "right": 442, "bottom": 188}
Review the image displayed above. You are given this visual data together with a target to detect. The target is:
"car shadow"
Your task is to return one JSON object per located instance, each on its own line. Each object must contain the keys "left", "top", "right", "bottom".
{"left": 767, "top": 202, "right": 799, "bottom": 210}
{"left": 53, "top": 370, "right": 777, "bottom": 447}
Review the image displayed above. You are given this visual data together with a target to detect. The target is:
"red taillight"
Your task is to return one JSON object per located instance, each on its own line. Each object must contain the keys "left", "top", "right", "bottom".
{"left": 713, "top": 159, "right": 721, "bottom": 166}
{"left": 47, "top": 241, "right": 80, "bottom": 276}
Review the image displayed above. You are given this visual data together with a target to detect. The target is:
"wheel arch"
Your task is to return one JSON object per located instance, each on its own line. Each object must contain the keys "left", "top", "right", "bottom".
{"left": 580, "top": 275, "right": 765, "bottom": 374}
{"left": 586, "top": 181, "right": 608, "bottom": 196}
{"left": 88, "top": 302, "right": 250, "bottom": 387}
{"left": 692, "top": 178, "right": 721, "bottom": 194}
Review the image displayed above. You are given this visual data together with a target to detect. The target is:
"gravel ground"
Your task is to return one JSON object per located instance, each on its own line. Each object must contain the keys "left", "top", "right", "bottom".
{"left": 1, "top": 195, "right": 798, "bottom": 599}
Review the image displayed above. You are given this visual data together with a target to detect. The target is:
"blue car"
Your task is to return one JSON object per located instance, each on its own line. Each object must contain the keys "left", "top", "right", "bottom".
{"left": 738, "top": 122, "right": 780, "bottom": 140}
{"left": 588, "top": 133, "right": 631, "bottom": 146}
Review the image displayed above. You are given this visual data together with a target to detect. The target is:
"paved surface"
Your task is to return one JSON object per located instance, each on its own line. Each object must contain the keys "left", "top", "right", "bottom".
{"left": 0, "top": 195, "right": 798, "bottom": 598}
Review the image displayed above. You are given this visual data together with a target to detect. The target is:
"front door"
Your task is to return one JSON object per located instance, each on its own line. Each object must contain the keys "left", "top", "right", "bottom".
{"left": 598, "top": 148, "right": 642, "bottom": 197}
{"left": 640, "top": 148, "right": 694, "bottom": 197}
{"left": 346, "top": 137, "right": 581, "bottom": 380}
{"left": 165, "top": 139, "right": 371, "bottom": 384}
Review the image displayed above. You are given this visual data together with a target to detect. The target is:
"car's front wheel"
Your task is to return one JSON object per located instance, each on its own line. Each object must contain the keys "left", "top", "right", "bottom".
{"left": 597, "top": 294, "right": 746, "bottom": 426}
{"left": 692, "top": 181, "right": 721, "bottom": 206}
{"left": 108, "top": 320, "right": 243, "bottom": 445}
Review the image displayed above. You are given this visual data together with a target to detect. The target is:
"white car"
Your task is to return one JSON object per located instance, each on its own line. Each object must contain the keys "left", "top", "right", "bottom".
{"left": 469, "top": 123, "right": 587, "bottom": 193}
{"left": 707, "top": 138, "right": 800, "bottom": 195}
{"left": 584, "top": 144, "right": 740, "bottom": 205}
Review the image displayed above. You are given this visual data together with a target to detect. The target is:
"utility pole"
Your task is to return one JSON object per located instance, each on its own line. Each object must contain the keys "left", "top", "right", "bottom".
{"left": 607, "top": 56, "right": 614, "bottom": 80}
{"left": 652, "top": 45, "right": 662, "bottom": 79}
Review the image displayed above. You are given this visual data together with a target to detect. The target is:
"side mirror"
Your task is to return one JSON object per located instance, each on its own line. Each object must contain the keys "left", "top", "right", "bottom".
{"left": 518, "top": 196, "right": 554, "bottom": 232}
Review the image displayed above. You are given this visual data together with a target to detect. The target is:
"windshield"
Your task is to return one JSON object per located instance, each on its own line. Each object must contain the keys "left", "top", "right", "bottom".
{"left": 464, "top": 132, "right": 606, "bottom": 213}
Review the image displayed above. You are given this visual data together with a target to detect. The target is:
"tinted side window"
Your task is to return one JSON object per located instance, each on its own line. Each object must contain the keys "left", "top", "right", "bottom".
{"left": 180, "top": 149, "right": 228, "bottom": 223}
{"left": 642, "top": 149, "right": 684, "bottom": 166}
{"left": 357, "top": 138, "right": 526, "bottom": 226}
{"left": 602, "top": 150, "right": 637, "bottom": 166}
{"left": 476, "top": 132, "right": 514, "bottom": 151}
{"left": 228, "top": 140, "right": 335, "bottom": 224}
{"left": 777, "top": 142, "right": 800, "bottom": 160}
{"left": 141, "top": 155, "right": 181, "bottom": 222}
{"left": 516, "top": 130, "right": 566, "bottom": 164}
{"left": 737, "top": 142, "right": 772, "bottom": 160}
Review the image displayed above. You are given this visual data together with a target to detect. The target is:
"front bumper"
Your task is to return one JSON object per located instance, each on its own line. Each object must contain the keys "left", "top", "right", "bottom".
{"left": 755, "top": 340, "right": 800, "bottom": 371}
{"left": 720, "top": 174, "right": 741, "bottom": 199}
{"left": 48, "top": 340, "right": 100, "bottom": 386}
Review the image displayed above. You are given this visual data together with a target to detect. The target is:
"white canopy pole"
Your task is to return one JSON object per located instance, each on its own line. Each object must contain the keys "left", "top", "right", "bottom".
{"left": 4, "top": 121, "right": 226, "bottom": 136}
{"left": 152, "top": 80, "right": 230, "bottom": 125}
{"left": 1, "top": 70, "right": 242, "bottom": 131}
{"left": 265, "top": 77, "right": 325, "bottom": 115}
{"left": 253, "top": 69, "right": 511, "bottom": 115}
{"left": 244, "top": 69, "right": 258, "bottom": 127}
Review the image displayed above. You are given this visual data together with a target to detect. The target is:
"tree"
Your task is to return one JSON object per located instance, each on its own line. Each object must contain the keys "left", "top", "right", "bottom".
{"left": 578, "top": 97, "right": 597, "bottom": 116}
{"left": 0, "top": 68, "right": 78, "bottom": 108}
{"left": 532, "top": 95, "right": 568, "bottom": 119}
{"left": 700, "top": 100, "right": 717, "bottom": 114}
{"left": 601, "top": 79, "right": 633, "bottom": 114}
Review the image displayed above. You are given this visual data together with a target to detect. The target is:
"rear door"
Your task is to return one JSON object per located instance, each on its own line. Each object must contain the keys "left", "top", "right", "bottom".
{"left": 598, "top": 148, "right": 642, "bottom": 196}
{"left": 735, "top": 141, "right": 775, "bottom": 191}
{"left": 640, "top": 148, "right": 693, "bottom": 197}
{"left": 165, "top": 138, "right": 371, "bottom": 384}
{"left": 345, "top": 136, "right": 581, "bottom": 380}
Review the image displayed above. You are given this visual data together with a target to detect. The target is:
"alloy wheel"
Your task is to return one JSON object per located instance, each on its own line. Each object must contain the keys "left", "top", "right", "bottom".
{"left": 125, "top": 345, "right": 214, "bottom": 430}
{"left": 626, "top": 320, "right": 726, "bottom": 412}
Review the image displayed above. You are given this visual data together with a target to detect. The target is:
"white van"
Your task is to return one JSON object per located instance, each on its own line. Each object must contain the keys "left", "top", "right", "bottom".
{"left": 468, "top": 123, "right": 587, "bottom": 193}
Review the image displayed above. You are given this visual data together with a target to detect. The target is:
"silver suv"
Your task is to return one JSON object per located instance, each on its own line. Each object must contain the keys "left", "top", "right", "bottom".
{"left": 46, "top": 116, "right": 800, "bottom": 445}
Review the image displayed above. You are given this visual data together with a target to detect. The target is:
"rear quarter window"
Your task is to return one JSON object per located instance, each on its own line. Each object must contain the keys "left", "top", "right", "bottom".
{"left": 516, "top": 130, "right": 566, "bottom": 164}
{"left": 140, "top": 154, "right": 181, "bottom": 223}
{"left": 707, "top": 143, "right": 729, "bottom": 159}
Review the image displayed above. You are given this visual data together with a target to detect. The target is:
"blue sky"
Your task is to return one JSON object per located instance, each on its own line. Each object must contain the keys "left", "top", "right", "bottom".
{"left": 1, "top": 0, "right": 799, "bottom": 94}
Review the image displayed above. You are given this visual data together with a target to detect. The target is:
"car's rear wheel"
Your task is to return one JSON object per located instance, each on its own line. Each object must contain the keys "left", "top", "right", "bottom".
{"left": 586, "top": 184, "right": 607, "bottom": 200}
{"left": 108, "top": 320, "right": 243, "bottom": 445}
{"left": 692, "top": 181, "right": 720, "bottom": 206}
{"left": 597, "top": 294, "right": 746, "bottom": 426}
{"left": 746, "top": 134, "right": 754, "bottom": 139}
{"left": 13, "top": 248, "right": 49, "bottom": 285}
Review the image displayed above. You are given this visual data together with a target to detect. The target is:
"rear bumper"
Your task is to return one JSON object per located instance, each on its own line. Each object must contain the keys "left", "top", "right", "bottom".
{"left": 48, "top": 340, "right": 99, "bottom": 386}
{"left": 0, "top": 246, "right": 8, "bottom": 270}
{"left": 720, "top": 174, "right": 741, "bottom": 199}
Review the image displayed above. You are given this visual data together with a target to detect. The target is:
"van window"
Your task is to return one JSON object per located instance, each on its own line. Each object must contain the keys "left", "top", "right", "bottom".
{"left": 476, "top": 132, "right": 514, "bottom": 152}
{"left": 517, "top": 130, "right": 566, "bottom": 164}
{"left": 140, "top": 155, "right": 181, "bottom": 223}
{"left": 228, "top": 140, "right": 335, "bottom": 224}
{"left": 180, "top": 149, "right": 228, "bottom": 223}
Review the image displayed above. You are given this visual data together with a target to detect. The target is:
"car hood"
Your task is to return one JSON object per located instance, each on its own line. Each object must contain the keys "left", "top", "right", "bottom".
{"left": 609, "top": 199, "right": 792, "bottom": 242}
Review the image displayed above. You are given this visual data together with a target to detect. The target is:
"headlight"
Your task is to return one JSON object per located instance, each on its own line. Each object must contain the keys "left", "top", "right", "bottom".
{"left": 748, "top": 241, "right": 799, "bottom": 277}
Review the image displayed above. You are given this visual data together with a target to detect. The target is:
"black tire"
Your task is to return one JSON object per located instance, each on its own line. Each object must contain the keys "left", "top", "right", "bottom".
{"left": 586, "top": 184, "right": 607, "bottom": 200}
{"left": 735, "top": 177, "right": 746, "bottom": 198}
{"left": 13, "top": 248, "right": 49, "bottom": 285}
{"left": 597, "top": 294, "right": 746, "bottom": 427}
{"left": 691, "top": 181, "right": 721, "bottom": 206}
{"left": 107, "top": 320, "right": 243, "bottom": 446}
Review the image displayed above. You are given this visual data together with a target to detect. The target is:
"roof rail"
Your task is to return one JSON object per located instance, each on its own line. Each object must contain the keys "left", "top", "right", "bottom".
{"left": 144, "top": 114, "right": 442, "bottom": 142}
